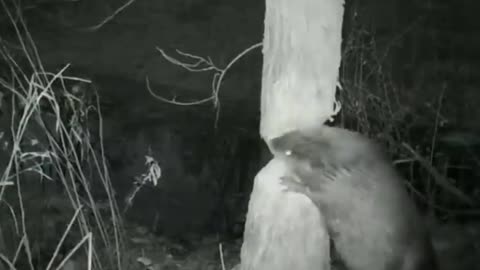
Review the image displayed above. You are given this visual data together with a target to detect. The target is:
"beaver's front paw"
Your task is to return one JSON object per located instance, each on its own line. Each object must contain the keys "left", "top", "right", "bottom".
{"left": 279, "top": 176, "right": 308, "bottom": 194}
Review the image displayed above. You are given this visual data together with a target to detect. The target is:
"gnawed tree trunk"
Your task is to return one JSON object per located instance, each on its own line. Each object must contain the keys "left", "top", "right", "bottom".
{"left": 239, "top": 0, "right": 344, "bottom": 269}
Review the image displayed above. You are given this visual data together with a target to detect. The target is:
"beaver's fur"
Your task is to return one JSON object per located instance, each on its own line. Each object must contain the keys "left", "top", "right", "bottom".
{"left": 269, "top": 126, "right": 438, "bottom": 270}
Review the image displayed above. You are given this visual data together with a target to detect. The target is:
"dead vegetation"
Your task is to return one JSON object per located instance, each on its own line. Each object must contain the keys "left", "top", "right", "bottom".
{"left": 0, "top": 1, "right": 479, "bottom": 270}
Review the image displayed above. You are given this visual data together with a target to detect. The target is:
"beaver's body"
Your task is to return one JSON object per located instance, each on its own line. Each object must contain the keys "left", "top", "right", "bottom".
{"left": 269, "top": 126, "right": 438, "bottom": 270}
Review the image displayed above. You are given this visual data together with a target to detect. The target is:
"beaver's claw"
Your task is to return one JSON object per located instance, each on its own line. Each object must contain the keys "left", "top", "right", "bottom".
{"left": 279, "top": 176, "right": 308, "bottom": 194}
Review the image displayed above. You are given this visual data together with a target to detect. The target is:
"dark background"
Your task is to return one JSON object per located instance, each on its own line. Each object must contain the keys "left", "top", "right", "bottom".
{"left": 1, "top": 0, "right": 479, "bottom": 240}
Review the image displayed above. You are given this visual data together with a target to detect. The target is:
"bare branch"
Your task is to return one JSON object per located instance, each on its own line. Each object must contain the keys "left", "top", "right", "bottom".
{"left": 150, "top": 43, "right": 262, "bottom": 126}
{"left": 84, "top": 0, "right": 137, "bottom": 31}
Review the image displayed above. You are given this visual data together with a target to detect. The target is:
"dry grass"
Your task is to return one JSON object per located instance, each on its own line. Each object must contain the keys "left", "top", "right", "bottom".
{"left": 338, "top": 22, "right": 477, "bottom": 217}
{"left": 0, "top": 1, "right": 124, "bottom": 269}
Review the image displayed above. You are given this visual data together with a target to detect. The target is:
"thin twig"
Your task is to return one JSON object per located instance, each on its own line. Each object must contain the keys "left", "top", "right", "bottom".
{"left": 84, "top": 0, "right": 137, "bottom": 31}
{"left": 151, "top": 42, "right": 262, "bottom": 128}
{"left": 402, "top": 142, "right": 474, "bottom": 205}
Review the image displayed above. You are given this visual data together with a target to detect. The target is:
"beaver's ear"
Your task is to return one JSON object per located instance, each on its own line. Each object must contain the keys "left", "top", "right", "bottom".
{"left": 268, "top": 136, "right": 281, "bottom": 152}
{"left": 269, "top": 133, "right": 289, "bottom": 148}
{"left": 269, "top": 129, "right": 303, "bottom": 150}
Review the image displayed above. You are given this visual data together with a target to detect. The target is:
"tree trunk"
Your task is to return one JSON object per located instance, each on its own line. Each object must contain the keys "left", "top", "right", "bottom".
{"left": 239, "top": 0, "right": 345, "bottom": 269}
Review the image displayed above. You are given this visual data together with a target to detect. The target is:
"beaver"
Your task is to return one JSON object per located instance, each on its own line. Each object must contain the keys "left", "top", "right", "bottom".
{"left": 269, "top": 126, "right": 438, "bottom": 270}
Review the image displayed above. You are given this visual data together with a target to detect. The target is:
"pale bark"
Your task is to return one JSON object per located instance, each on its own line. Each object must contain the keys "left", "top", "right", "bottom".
{"left": 260, "top": 0, "right": 344, "bottom": 138}
{"left": 240, "top": 159, "right": 330, "bottom": 270}
{"left": 239, "top": 0, "right": 345, "bottom": 269}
